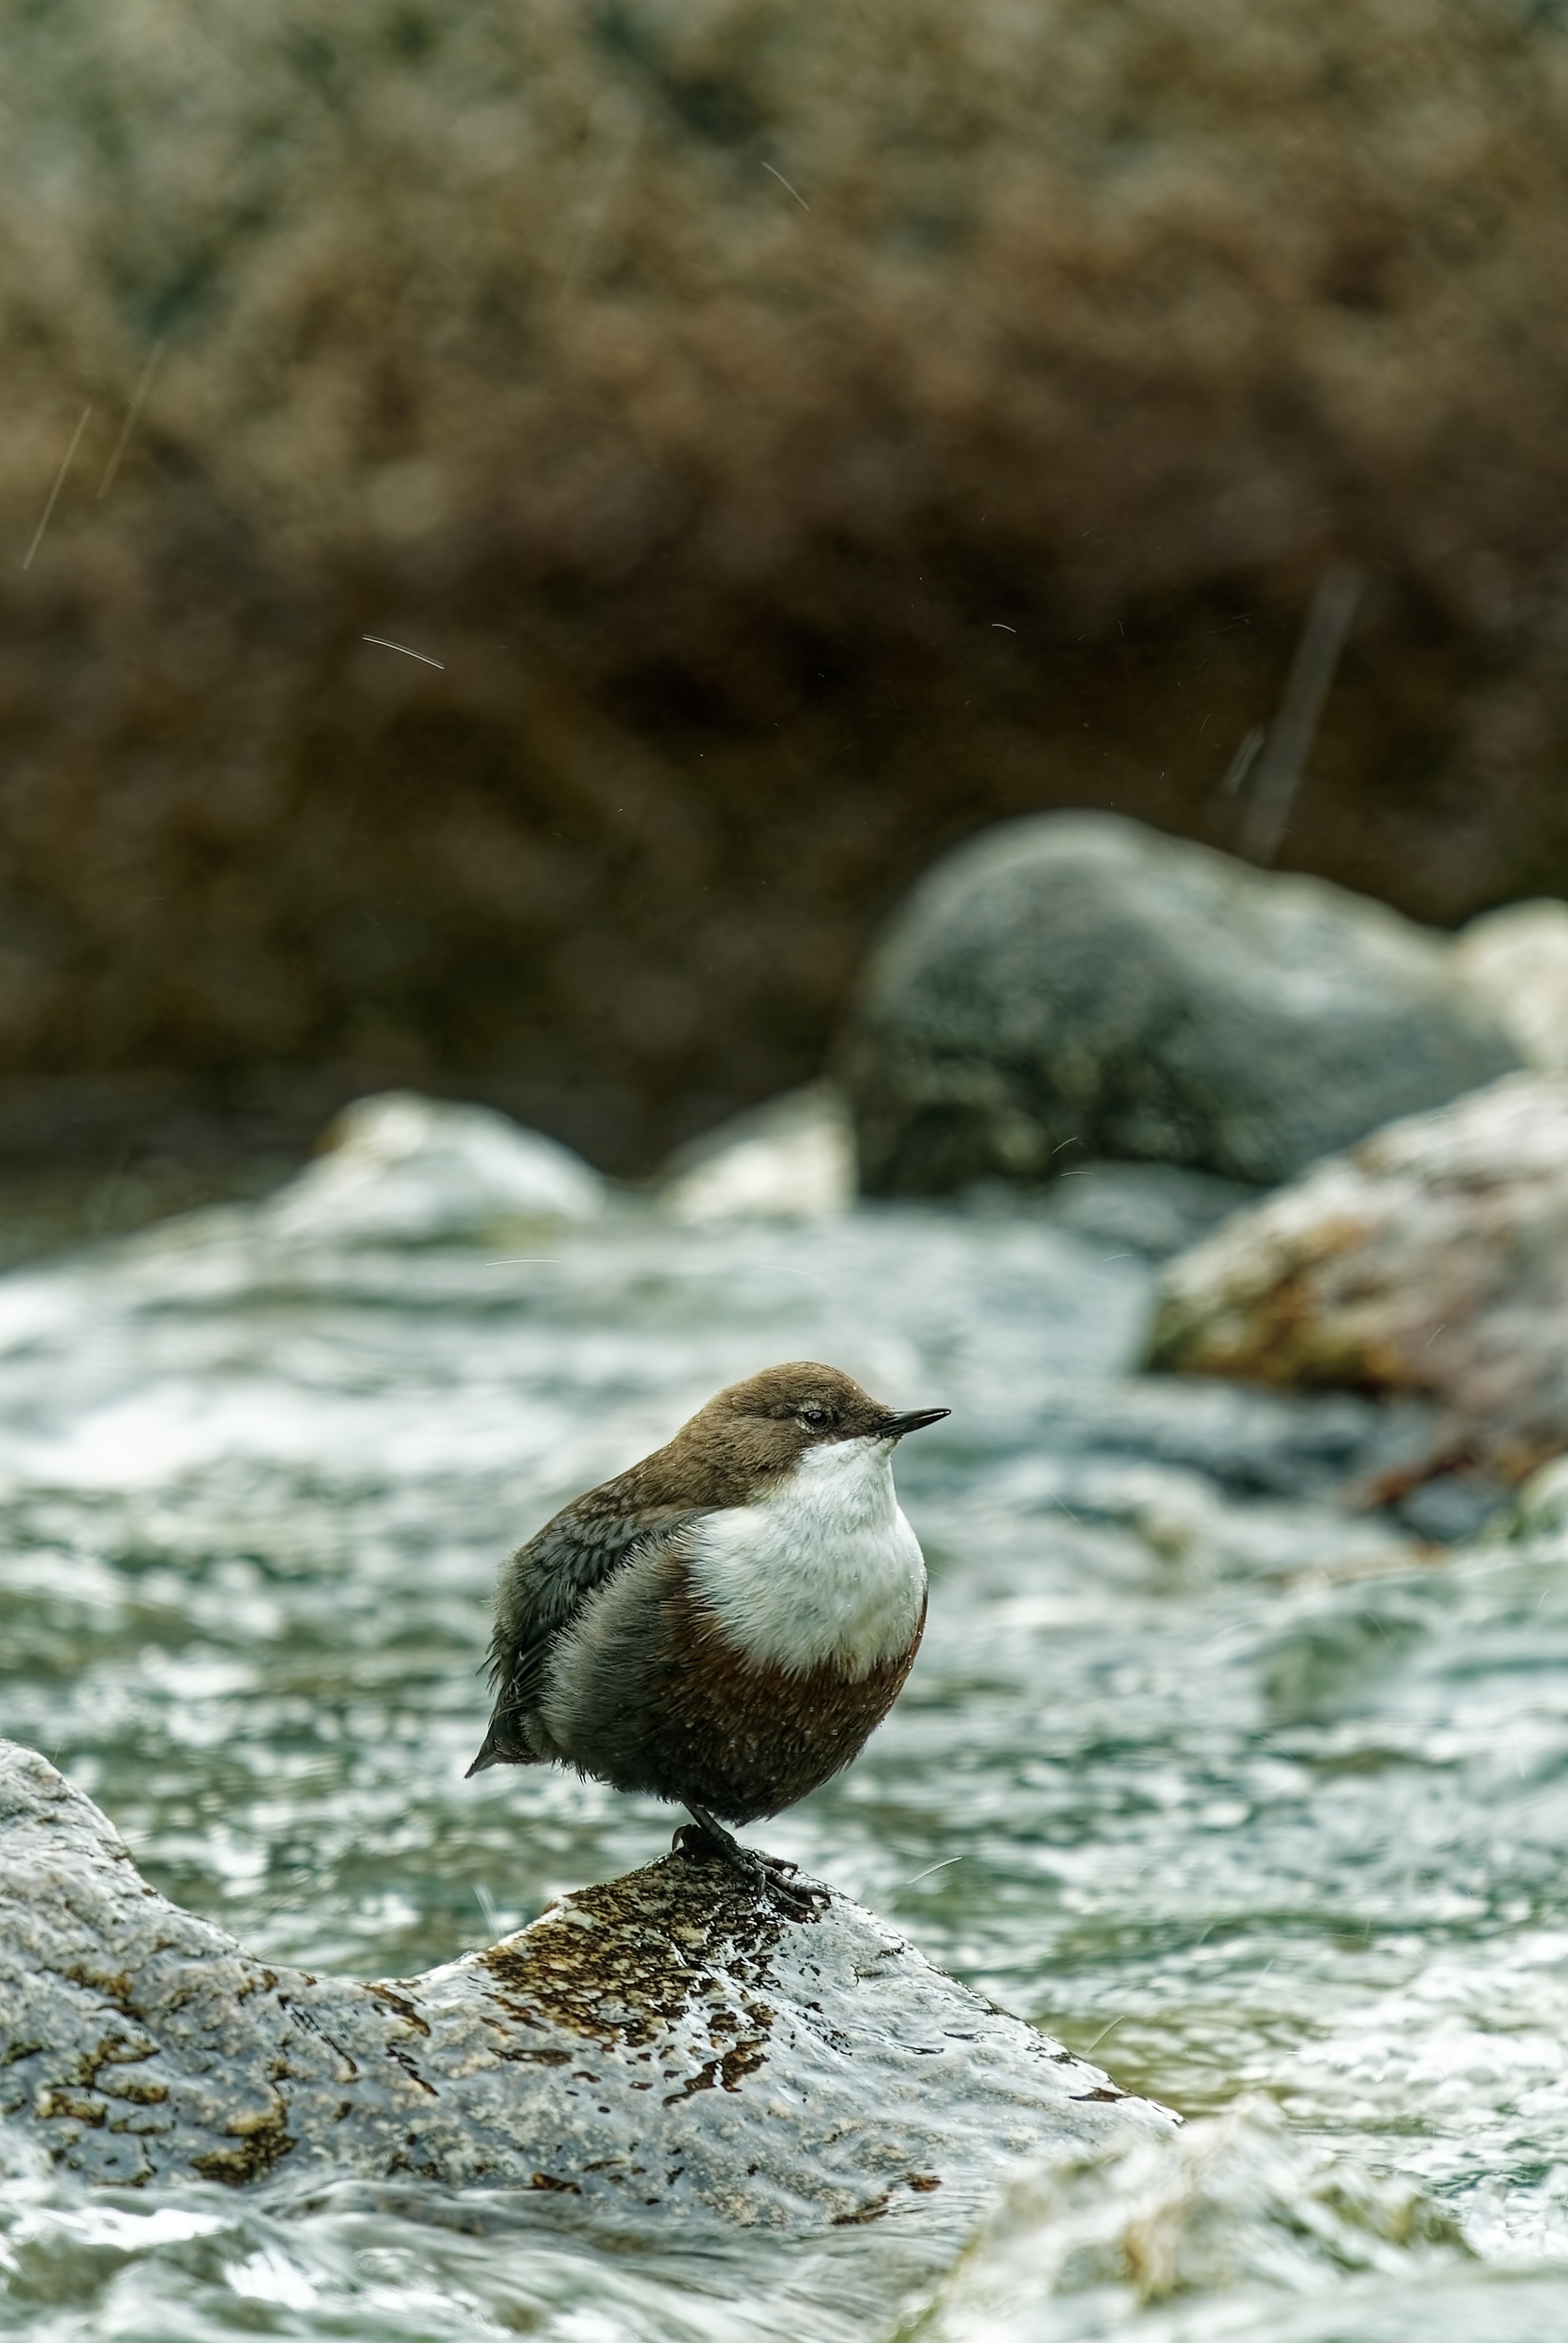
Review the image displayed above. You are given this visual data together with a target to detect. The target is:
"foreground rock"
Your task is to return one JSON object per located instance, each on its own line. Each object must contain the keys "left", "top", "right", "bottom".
{"left": 912, "top": 2097, "right": 1464, "bottom": 2340}
{"left": 0, "top": 1744, "right": 1168, "bottom": 2217}
{"left": 1146, "top": 1074, "right": 1568, "bottom": 1484}
{"left": 844, "top": 815, "right": 1517, "bottom": 1196}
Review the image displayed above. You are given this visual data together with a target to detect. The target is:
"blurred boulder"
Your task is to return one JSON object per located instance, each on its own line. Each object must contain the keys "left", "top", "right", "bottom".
{"left": 1454, "top": 899, "right": 1568, "bottom": 1075}
{"left": 1, "top": 0, "right": 1568, "bottom": 1165}
{"left": 659, "top": 1083, "right": 854, "bottom": 1221}
{"left": 265, "top": 1092, "right": 605, "bottom": 1243}
{"left": 1146, "top": 1073, "right": 1568, "bottom": 1482}
{"left": 844, "top": 815, "right": 1517, "bottom": 1195}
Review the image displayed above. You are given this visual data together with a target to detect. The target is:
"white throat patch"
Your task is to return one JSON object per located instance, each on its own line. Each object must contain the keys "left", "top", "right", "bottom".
{"left": 686, "top": 1435, "right": 926, "bottom": 1679}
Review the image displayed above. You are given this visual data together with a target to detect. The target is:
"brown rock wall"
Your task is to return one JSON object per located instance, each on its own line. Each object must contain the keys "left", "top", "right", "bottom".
{"left": 2, "top": 0, "right": 1568, "bottom": 1165}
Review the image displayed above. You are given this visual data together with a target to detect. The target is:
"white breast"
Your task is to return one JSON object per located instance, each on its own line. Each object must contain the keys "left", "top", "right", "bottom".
{"left": 686, "top": 1435, "right": 926, "bottom": 1679}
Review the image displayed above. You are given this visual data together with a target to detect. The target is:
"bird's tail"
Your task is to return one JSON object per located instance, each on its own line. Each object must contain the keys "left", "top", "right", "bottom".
{"left": 465, "top": 1709, "right": 541, "bottom": 1777}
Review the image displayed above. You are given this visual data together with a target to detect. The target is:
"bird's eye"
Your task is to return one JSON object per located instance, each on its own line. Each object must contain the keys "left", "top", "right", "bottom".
{"left": 796, "top": 1402, "right": 830, "bottom": 1427}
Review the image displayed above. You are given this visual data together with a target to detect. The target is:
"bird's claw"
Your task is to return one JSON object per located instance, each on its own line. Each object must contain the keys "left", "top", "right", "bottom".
{"left": 672, "top": 1820, "right": 828, "bottom": 1915}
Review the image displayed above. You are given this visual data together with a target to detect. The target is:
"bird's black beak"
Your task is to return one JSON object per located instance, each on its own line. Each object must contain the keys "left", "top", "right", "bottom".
{"left": 882, "top": 1406, "right": 951, "bottom": 1440}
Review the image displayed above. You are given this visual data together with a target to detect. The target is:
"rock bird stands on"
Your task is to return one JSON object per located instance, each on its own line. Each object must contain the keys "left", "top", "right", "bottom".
{"left": 469, "top": 1362, "right": 949, "bottom": 1893}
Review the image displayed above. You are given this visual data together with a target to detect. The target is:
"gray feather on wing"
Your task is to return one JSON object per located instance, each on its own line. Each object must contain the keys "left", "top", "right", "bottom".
{"left": 469, "top": 1498, "right": 707, "bottom": 1769}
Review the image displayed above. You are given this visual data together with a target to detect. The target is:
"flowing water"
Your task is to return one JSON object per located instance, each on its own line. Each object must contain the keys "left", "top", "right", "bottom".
{"left": 4, "top": 1157, "right": 1568, "bottom": 2337}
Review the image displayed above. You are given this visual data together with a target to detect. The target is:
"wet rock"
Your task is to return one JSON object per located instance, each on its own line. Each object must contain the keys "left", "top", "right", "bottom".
{"left": 912, "top": 2097, "right": 1466, "bottom": 2341}
{"left": 264, "top": 1093, "right": 604, "bottom": 1243}
{"left": 659, "top": 1085, "right": 854, "bottom": 1222}
{"left": 1454, "top": 900, "right": 1568, "bottom": 1077}
{"left": 0, "top": 1743, "right": 1170, "bottom": 2215}
{"left": 844, "top": 815, "right": 1517, "bottom": 1197}
{"left": 1146, "top": 1074, "right": 1568, "bottom": 1483}
{"left": 1387, "top": 1472, "right": 1509, "bottom": 1546}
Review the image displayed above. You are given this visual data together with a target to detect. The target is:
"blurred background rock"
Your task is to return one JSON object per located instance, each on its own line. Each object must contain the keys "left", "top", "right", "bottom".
{"left": 3, "top": 0, "right": 1567, "bottom": 1182}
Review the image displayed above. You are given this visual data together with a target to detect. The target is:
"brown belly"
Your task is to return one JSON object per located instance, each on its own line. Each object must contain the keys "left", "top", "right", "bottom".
{"left": 625, "top": 1579, "right": 926, "bottom": 1824}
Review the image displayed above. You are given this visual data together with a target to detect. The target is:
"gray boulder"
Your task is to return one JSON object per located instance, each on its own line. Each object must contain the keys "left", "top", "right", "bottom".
{"left": 0, "top": 1743, "right": 1170, "bottom": 2217}
{"left": 843, "top": 814, "right": 1519, "bottom": 1195}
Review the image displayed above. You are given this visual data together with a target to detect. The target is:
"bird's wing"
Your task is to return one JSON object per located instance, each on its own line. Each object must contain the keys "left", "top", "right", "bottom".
{"left": 467, "top": 1498, "right": 705, "bottom": 1773}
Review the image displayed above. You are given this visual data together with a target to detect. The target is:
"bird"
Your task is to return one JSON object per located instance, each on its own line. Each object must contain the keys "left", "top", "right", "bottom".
{"left": 467, "top": 1361, "right": 949, "bottom": 1898}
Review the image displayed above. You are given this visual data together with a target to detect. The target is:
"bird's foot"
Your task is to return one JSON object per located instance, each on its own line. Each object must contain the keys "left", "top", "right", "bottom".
{"left": 674, "top": 1810, "right": 828, "bottom": 1917}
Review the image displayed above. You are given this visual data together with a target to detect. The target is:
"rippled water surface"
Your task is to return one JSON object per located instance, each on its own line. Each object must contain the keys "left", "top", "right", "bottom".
{"left": 6, "top": 1170, "right": 1568, "bottom": 2337}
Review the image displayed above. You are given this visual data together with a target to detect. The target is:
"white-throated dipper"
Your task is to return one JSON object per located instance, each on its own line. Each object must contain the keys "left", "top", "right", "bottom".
{"left": 468, "top": 1362, "right": 949, "bottom": 1895}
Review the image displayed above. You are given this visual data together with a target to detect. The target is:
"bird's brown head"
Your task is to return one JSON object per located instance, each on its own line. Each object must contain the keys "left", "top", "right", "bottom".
{"left": 658, "top": 1362, "right": 949, "bottom": 1502}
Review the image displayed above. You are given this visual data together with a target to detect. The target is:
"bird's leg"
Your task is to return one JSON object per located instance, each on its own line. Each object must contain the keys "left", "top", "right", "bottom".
{"left": 677, "top": 1804, "right": 825, "bottom": 1913}
{"left": 681, "top": 1802, "right": 791, "bottom": 1874}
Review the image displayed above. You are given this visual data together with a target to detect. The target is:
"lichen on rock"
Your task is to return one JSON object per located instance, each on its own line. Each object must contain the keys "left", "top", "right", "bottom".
{"left": 1146, "top": 1073, "right": 1568, "bottom": 1485}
